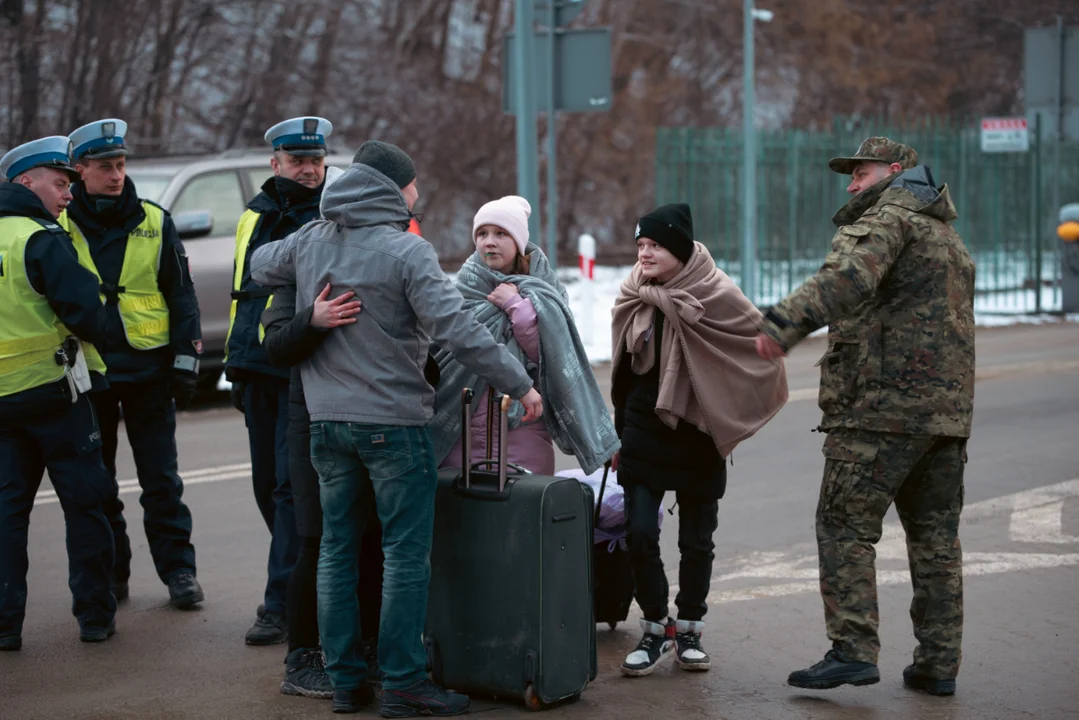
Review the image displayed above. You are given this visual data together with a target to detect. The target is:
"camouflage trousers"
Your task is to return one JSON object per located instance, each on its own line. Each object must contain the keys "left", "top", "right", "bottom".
{"left": 816, "top": 429, "right": 966, "bottom": 679}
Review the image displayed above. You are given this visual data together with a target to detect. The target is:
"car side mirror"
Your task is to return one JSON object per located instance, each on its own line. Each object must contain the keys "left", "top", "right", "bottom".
{"left": 173, "top": 210, "right": 214, "bottom": 240}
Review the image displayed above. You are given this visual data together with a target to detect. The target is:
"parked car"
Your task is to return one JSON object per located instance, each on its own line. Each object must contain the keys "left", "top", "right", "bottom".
{"left": 125, "top": 149, "right": 353, "bottom": 378}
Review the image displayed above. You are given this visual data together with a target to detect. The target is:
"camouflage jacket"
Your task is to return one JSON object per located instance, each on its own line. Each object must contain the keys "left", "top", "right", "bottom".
{"left": 760, "top": 166, "right": 976, "bottom": 437}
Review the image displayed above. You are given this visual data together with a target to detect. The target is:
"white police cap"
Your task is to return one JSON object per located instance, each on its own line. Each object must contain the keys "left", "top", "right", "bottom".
{"left": 69, "top": 118, "right": 129, "bottom": 162}
{"left": 0, "top": 136, "right": 79, "bottom": 182}
{"left": 264, "top": 117, "right": 333, "bottom": 157}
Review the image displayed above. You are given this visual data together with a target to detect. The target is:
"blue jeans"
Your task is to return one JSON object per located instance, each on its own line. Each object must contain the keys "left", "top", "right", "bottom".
{"left": 311, "top": 422, "right": 436, "bottom": 692}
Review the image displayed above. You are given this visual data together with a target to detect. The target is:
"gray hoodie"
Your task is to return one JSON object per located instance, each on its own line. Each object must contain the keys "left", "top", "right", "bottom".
{"left": 249, "top": 164, "right": 533, "bottom": 425}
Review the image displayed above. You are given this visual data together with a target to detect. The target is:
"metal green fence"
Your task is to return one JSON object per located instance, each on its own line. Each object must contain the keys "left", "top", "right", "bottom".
{"left": 654, "top": 119, "right": 1079, "bottom": 313}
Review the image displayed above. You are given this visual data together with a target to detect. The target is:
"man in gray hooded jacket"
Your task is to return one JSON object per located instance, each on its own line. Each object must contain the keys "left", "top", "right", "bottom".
{"left": 250, "top": 140, "right": 542, "bottom": 716}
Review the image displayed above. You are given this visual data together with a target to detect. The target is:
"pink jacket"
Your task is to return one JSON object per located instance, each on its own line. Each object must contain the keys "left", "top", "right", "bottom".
{"left": 441, "top": 292, "right": 556, "bottom": 476}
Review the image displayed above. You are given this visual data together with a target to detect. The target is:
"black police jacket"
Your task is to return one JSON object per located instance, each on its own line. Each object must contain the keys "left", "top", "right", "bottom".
{"left": 225, "top": 176, "right": 323, "bottom": 382}
{"left": 64, "top": 177, "right": 202, "bottom": 384}
{"left": 0, "top": 182, "right": 108, "bottom": 413}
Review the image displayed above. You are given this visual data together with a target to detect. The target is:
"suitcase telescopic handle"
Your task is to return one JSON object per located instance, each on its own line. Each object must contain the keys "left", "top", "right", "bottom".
{"left": 460, "top": 387, "right": 474, "bottom": 483}
{"left": 461, "top": 390, "right": 523, "bottom": 493}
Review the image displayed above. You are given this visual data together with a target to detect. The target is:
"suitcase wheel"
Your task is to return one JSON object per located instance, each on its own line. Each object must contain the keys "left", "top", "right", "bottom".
{"left": 607, "top": 622, "right": 618, "bottom": 630}
{"left": 523, "top": 684, "right": 544, "bottom": 712}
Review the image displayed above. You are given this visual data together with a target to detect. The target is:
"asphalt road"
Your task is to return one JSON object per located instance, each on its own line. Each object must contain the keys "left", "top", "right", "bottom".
{"left": 2, "top": 322, "right": 1078, "bottom": 720}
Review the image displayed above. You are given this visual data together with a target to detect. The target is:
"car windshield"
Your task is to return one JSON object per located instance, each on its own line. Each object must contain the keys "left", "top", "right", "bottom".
{"left": 124, "top": 169, "right": 176, "bottom": 202}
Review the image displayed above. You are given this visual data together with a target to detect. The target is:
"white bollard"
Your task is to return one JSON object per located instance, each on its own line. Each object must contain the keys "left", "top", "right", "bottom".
{"left": 577, "top": 233, "right": 596, "bottom": 346}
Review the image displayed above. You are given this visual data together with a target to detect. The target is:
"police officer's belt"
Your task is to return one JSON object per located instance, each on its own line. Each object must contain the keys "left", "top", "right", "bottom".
{"left": 230, "top": 288, "right": 273, "bottom": 301}
{"left": 101, "top": 282, "right": 126, "bottom": 304}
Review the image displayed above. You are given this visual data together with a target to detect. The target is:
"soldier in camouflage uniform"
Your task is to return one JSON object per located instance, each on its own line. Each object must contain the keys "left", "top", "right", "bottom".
{"left": 755, "top": 137, "right": 975, "bottom": 697}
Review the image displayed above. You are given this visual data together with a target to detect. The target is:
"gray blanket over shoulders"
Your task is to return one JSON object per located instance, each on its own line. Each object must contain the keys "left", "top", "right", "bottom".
{"left": 428, "top": 244, "right": 619, "bottom": 474}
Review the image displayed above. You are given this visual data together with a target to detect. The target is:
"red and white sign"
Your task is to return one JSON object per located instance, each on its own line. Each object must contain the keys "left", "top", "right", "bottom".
{"left": 981, "top": 117, "right": 1029, "bottom": 153}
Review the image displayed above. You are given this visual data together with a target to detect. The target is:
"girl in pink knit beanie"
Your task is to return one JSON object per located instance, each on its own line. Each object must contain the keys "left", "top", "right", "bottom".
{"left": 473, "top": 195, "right": 532, "bottom": 275}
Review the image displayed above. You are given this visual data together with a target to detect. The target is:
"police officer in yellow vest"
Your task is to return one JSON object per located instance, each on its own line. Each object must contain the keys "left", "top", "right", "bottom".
{"left": 227, "top": 116, "right": 332, "bottom": 645}
{"left": 0, "top": 137, "right": 117, "bottom": 650}
{"left": 60, "top": 119, "right": 205, "bottom": 609}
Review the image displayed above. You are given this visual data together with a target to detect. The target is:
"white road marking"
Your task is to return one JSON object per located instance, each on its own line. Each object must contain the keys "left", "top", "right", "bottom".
{"left": 693, "top": 477, "right": 1079, "bottom": 605}
{"left": 1007, "top": 481, "right": 1079, "bottom": 543}
{"left": 706, "top": 552, "right": 1079, "bottom": 605}
{"left": 33, "top": 463, "right": 252, "bottom": 507}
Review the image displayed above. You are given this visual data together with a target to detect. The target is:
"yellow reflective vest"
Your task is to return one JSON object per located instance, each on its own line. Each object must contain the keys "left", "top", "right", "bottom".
{"left": 225, "top": 210, "right": 272, "bottom": 358}
{"left": 60, "top": 201, "right": 170, "bottom": 350}
{"left": 0, "top": 216, "right": 106, "bottom": 398}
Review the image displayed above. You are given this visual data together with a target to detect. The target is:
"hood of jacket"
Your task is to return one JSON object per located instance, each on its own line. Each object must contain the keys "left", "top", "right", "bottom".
{"left": 320, "top": 163, "right": 411, "bottom": 230}
{"left": 832, "top": 164, "right": 956, "bottom": 226}
{"left": 0, "top": 182, "right": 56, "bottom": 223}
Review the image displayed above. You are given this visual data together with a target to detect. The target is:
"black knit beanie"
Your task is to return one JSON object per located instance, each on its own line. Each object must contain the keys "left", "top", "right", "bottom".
{"left": 353, "top": 140, "right": 417, "bottom": 189}
{"left": 635, "top": 203, "right": 694, "bottom": 264}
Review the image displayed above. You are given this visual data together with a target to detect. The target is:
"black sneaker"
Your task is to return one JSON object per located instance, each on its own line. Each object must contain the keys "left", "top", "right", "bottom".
{"left": 903, "top": 664, "right": 956, "bottom": 696}
{"left": 0, "top": 635, "right": 22, "bottom": 651}
{"left": 333, "top": 685, "right": 376, "bottom": 714}
{"left": 112, "top": 580, "right": 129, "bottom": 604}
{"left": 380, "top": 678, "right": 470, "bottom": 717}
{"left": 788, "top": 648, "right": 880, "bottom": 689}
{"left": 245, "top": 605, "right": 287, "bottom": 645}
{"left": 674, "top": 619, "right": 710, "bottom": 671}
{"left": 167, "top": 573, "right": 205, "bottom": 609}
{"left": 363, "top": 639, "right": 385, "bottom": 686}
{"left": 620, "top": 617, "right": 675, "bottom": 677}
{"left": 282, "top": 647, "right": 334, "bottom": 699}
{"left": 79, "top": 620, "right": 117, "bottom": 643}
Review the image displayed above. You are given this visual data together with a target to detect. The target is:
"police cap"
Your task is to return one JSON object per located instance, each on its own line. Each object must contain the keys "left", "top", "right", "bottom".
{"left": 0, "top": 136, "right": 80, "bottom": 182}
{"left": 264, "top": 117, "right": 333, "bottom": 157}
{"left": 70, "top": 118, "right": 129, "bottom": 162}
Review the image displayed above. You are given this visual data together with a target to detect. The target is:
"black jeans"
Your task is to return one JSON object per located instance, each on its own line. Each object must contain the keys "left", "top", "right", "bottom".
{"left": 623, "top": 483, "right": 719, "bottom": 623}
{"left": 244, "top": 378, "right": 298, "bottom": 616}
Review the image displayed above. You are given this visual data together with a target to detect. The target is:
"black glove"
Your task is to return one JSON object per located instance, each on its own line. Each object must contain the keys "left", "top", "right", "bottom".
{"left": 230, "top": 380, "right": 247, "bottom": 414}
{"left": 170, "top": 371, "right": 199, "bottom": 411}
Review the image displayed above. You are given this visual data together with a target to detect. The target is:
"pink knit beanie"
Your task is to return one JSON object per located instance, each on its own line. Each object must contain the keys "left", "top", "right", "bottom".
{"left": 473, "top": 196, "right": 531, "bottom": 255}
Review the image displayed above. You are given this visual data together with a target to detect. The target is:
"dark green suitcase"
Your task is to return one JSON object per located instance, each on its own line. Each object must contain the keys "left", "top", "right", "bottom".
{"left": 425, "top": 390, "right": 597, "bottom": 710}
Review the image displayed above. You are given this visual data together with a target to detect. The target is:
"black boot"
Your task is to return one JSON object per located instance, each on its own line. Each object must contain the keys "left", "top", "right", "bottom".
{"left": 787, "top": 648, "right": 880, "bottom": 689}
{"left": 282, "top": 647, "right": 333, "bottom": 699}
{"left": 245, "top": 604, "right": 287, "bottom": 645}
{"left": 903, "top": 664, "right": 956, "bottom": 696}
{"left": 167, "top": 573, "right": 205, "bottom": 609}
{"left": 79, "top": 619, "right": 117, "bottom": 643}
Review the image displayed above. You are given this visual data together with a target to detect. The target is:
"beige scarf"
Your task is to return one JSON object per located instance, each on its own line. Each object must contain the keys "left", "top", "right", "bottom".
{"left": 611, "top": 242, "right": 788, "bottom": 457}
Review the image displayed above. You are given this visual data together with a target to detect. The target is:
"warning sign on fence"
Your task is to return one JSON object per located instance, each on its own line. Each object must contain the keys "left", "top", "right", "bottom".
{"left": 980, "top": 117, "right": 1030, "bottom": 153}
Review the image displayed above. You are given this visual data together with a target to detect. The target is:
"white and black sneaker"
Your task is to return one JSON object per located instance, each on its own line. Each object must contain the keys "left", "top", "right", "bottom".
{"left": 674, "top": 619, "right": 710, "bottom": 671}
{"left": 621, "top": 618, "right": 675, "bottom": 677}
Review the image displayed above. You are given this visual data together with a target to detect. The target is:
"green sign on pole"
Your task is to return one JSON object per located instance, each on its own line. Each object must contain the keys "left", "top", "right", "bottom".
{"left": 507, "top": 1, "right": 609, "bottom": 266}
{"left": 502, "top": 29, "right": 612, "bottom": 114}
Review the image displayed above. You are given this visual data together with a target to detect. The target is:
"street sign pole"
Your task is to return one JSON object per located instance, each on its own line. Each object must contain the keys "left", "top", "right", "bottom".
{"left": 742, "top": 0, "right": 757, "bottom": 304}
{"left": 514, "top": 0, "right": 541, "bottom": 241}
{"left": 546, "top": 2, "right": 558, "bottom": 268}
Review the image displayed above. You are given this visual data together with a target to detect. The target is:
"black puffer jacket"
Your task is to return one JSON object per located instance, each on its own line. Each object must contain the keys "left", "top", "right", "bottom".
{"left": 611, "top": 312, "right": 726, "bottom": 500}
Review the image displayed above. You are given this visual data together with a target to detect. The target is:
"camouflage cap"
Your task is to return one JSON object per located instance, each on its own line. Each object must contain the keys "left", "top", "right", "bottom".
{"left": 828, "top": 136, "right": 918, "bottom": 175}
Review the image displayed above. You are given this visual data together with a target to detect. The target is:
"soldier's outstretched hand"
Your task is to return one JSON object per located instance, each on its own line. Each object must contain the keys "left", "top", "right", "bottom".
{"left": 755, "top": 333, "right": 786, "bottom": 360}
